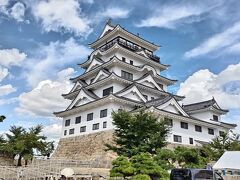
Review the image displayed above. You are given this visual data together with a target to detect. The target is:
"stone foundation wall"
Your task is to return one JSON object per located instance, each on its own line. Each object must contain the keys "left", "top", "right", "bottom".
{"left": 52, "top": 130, "right": 117, "bottom": 168}
{"left": 0, "top": 156, "right": 14, "bottom": 166}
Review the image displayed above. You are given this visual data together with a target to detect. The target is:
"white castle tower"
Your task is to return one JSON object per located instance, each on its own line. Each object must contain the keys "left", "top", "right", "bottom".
{"left": 54, "top": 22, "right": 236, "bottom": 149}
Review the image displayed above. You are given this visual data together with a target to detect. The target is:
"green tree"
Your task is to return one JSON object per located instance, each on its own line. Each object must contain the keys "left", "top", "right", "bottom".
{"left": 131, "top": 153, "right": 169, "bottom": 179}
{"left": 0, "top": 115, "right": 6, "bottom": 122}
{"left": 174, "top": 147, "right": 206, "bottom": 168}
{"left": 106, "top": 110, "right": 170, "bottom": 157}
{"left": 110, "top": 153, "right": 169, "bottom": 179}
{"left": 0, "top": 125, "right": 54, "bottom": 166}
{"left": 154, "top": 149, "right": 176, "bottom": 170}
{"left": 110, "top": 156, "right": 135, "bottom": 178}
{"left": 201, "top": 132, "right": 240, "bottom": 161}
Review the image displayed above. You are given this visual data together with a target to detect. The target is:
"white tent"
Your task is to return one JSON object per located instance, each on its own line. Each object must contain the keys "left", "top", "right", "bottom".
{"left": 213, "top": 151, "right": 240, "bottom": 170}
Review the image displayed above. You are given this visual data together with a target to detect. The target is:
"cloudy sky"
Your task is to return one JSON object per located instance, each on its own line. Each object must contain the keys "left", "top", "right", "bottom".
{"left": 0, "top": 0, "right": 240, "bottom": 143}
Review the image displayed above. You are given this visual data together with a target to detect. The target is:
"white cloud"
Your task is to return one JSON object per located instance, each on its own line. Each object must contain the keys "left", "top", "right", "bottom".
{"left": 177, "top": 63, "right": 240, "bottom": 110}
{"left": 25, "top": 38, "right": 90, "bottom": 87}
{"left": 99, "top": 7, "right": 130, "bottom": 19}
{"left": 32, "top": 0, "right": 92, "bottom": 36}
{"left": 0, "top": 0, "right": 9, "bottom": 6}
{"left": 0, "top": 48, "right": 27, "bottom": 67}
{"left": 137, "top": 1, "right": 219, "bottom": 28}
{"left": 16, "top": 68, "right": 73, "bottom": 117}
{"left": 42, "top": 123, "right": 62, "bottom": 142}
{"left": 185, "top": 21, "right": 240, "bottom": 58}
{"left": 0, "top": 84, "right": 16, "bottom": 96}
{"left": 0, "top": 66, "right": 16, "bottom": 101}
{"left": 0, "top": 66, "right": 8, "bottom": 81}
{"left": 10, "top": 2, "right": 25, "bottom": 22}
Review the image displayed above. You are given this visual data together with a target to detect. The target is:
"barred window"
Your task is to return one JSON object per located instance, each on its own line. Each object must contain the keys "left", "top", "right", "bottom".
{"left": 173, "top": 135, "right": 182, "bottom": 143}
{"left": 92, "top": 123, "right": 99, "bottom": 130}
{"left": 100, "top": 109, "right": 107, "bottom": 118}
{"left": 65, "top": 119, "right": 70, "bottom": 126}
{"left": 180, "top": 122, "right": 188, "bottom": 129}
{"left": 80, "top": 126, "right": 86, "bottom": 133}
{"left": 121, "top": 70, "right": 133, "bottom": 80}
{"left": 75, "top": 116, "right": 81, "bottom": 124}
{"left": 87, "top": 113, "right": 93, "bottom": 121}
{"left": 195, "top": 125, "right": 202, "bottom": 132}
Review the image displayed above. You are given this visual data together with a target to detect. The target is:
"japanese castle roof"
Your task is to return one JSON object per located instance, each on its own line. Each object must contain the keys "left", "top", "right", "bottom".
{"left": 182, "top": 98, "right": 228, "bottom": 113}
{"left": 89, "top": 22, "right": 160, "bottom": 51}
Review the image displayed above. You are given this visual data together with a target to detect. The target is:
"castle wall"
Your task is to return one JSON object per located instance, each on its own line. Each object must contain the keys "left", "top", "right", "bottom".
{"left": 52, "top": 130, "right": 117, "bottom": 168}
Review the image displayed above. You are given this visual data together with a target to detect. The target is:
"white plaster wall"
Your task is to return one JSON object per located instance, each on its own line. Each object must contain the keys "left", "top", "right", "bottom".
{"left": 190, "top": 111, "right": 221, "bottom": 122}
{"left": 167, "top": 118, "right": 229, "bottom": 145}
{"left": 93, "top": 82, "right": 125, "bottom": 98}
{"left": 61, "top": 102, "right": 133, "bottom": 138}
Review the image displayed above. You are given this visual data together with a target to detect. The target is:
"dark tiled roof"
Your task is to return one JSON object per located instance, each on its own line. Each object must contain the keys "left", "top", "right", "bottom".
{"left": 145, "top": 95, "right": 173, "bottom": 107}
{"left": 182, "top": 98, "right": 228, "bottom": 113}
{"left": 89, "top": 24, "right": 160, "bottom": 48}
{"left": 82, "top": 88, "right": 99, "bottom": 99}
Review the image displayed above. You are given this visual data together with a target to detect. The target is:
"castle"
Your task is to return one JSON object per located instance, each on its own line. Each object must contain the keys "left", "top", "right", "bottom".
{"left": 53, "top": 22, "right": 236, "bottom": 165}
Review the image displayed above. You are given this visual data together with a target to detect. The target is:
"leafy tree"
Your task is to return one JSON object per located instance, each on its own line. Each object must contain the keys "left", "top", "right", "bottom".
{"left": 106, "top": 110, "right": 170, "bottom": 157}
{"left": 0, "top": 125, "right": 54, "bottom": 166}
{"left": 174, "top": 147, "right": 206, "bottom": 168}
{"left": 201, "top": 132, "right": 240, "bottom": 161}
{"left": 131, "top": 153, "right": 169, "bottom": 179}
{"left": 0, "top": 115, "right": 6, "bottom": 122}
{"left": 110, "top": 153, "right": 169, "bottom": 179}
{"left": 131, "top": 174, "right": 151, "bottom": 180}
{"left": 110, "top": 156, "right": 134, "bottom": 178}
{"left": 154, "top": 149, "right": 176, "bottom": 170}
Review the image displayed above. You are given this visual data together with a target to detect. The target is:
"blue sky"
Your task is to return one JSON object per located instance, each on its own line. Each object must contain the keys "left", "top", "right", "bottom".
{"left": 0, "top": 0, "right": 240, "bottom": 142}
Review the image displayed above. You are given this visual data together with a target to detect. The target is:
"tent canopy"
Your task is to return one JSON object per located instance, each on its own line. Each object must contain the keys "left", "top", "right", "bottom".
{"left": 213, "top": 151, "right": 240, "bottom": 170}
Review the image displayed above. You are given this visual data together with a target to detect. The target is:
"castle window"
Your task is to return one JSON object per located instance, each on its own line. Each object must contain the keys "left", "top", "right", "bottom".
{"left": 173, "top": 135, "right": 182, "bottom": 143}
{"left": 195, "top": 125, "right": 202, "bottom": 132}
{"left": 69, "top": 128, "right": 74, "bottom": 135}
{"left": 122, "top": 57, "right": 126, "bottom": 62}
{"left": 75, "top": 116, "right": 81, "bottom": 124}
{"left": 64, "top": 130, "right": 67, "bottom": 136}
{"left": 80, "top": 126, "right": 86, "bottom": 133}
{"left": 65, "top": 119, "right": 70, "bottom": 126}
{"left": 213, "top": 115, "right": 218, "bottom": 121}
{"left": 180, "top": 122, "right": 188, "bottom": 129}
{"left": 100, "top": 109, "right": 107, "bottom": 118}
{"left": 189, "top": 138, "right": 193, "bottom": 144}
{"left": 103, "top": 121, "right": 107, "bottom": 128}
{"left": 130, "top": 60, "right": 133, "bottom": 65}
{"left": 208, "top": 128, "right": 214, "bottom": 135}
{"left": 87, "top": 113, "right": 93, "bottom": 121}
{"left": 121, "top": 70, "right": 133, "bottom": 80}
{"left": 92, "top": 123, "right": 99, "bottom": 130}
{"left": 103, "top": 86, "right": 113, "bottom": 96}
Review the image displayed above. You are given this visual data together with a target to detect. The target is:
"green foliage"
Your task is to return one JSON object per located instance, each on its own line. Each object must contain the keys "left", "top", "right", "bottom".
{"left": 0, "top": 115, "right": 6, "bottom": 122}
{"left": 110, "top": 153, "right": 169, "bottom": 179}
{"left": 131, "top": 174, "right": 151, "bottom": 180}
{"left": 201, "top": 132, "right": 240, "bottom": 161}
{"left": 154, "top": 149, "right": 176, "bottom": 170}
{"left": 174, "top": 147, "right": 206, "bottom": 168}
{"left": 131, "top": 153, "right": 169, "bottom": 179}
{"left": 0, "top": 125, "right": 54, "bottom": 166}
{"left": 106, "top": 110, "right": 170, "bottom": 157}
{"left": 110, "top": 156, "right": 134, "bottom": 178}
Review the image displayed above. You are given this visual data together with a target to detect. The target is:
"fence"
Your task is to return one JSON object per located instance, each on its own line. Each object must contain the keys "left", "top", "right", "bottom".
{"left": 0, "top": 159, "right": 96, "bottom": 179}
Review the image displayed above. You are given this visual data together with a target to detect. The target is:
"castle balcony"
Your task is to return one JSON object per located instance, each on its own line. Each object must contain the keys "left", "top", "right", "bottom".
{"left": 99, "top": 37, "right": 160, "bottom": 63}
